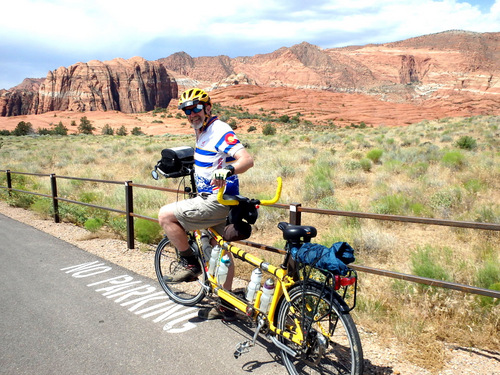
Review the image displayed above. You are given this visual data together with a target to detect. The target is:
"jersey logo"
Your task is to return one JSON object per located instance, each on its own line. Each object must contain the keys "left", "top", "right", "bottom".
{"left": 225, "top": 133, "right": 238, "bottom": 145}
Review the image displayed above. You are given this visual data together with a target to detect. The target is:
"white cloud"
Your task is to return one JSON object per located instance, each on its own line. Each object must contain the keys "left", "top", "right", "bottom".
{"left": 0, "top": 0, "right": 498, "bottom": 89}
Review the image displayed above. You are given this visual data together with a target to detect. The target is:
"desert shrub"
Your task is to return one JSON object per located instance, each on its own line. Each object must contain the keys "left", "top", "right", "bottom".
{"left": 360, "top": 158, "right": 372, "bottom": 172}
{"left": 116, "top": 126, "right": 128, "bottom": 136}
{"left": 53, "top": 122, "right": 68, "bottom": 135}
{"left": 441, "top": 150, "right": 466, "bottom": 169}
{"left": 263, "top": 123, "right": 276, "bottom": 135}
{"left": 372, "top": 193, "right": 412, "bottom": 215}
{"left": 135, "top": 218, "right": 163, "bottom": 244}
{"left": 84, "top": 218, "right": 104, "bottom": 232}
{"left": 101, "top": 124, "right": 114, "bottom": 135}
{"left": 247, "top": 126, "right": 257, "bottom": 132}
{"left": 455, "top": 135, "right": 477, "bottom": 150}
{"left": 475, "top": 259, "right": 500, "bottom": 289}
{"left": 131, "top": 127, "right": 145, "bottom": 135}
{"left": 429, "top": 188, "right": 462, "bottom": 217}
{"left": 304, "top": 160, "right": 334, "bottom": 201}
{"left": 30, "top": 198, "right": 52, "bottom": 218}
{"left": 411, "top": 245, "right": 451, "bottom": 285}
{"left": 366, "top": 148, "right": 383, "bottom": 163}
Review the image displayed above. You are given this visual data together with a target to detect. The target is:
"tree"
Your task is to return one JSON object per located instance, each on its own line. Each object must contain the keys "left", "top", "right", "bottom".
{"left": 53, "top": 121, "right": 68, "bottom": 135}
{"left": 131, "top": 127, "right": 144, "bottom": 135}
{"left": 101, "top": 124, "right": 114, "bottom": 135}
{"left": 116, "top": 125, "right": 128, "bottom": 136}
{"left": 12, "top": 121, "right": 34, "bottom": 136}
{"left": 78, "top": 116, "right": 95, "bottom": 134}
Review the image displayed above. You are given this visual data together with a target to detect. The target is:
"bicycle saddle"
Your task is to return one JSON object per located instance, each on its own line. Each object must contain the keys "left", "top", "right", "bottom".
{"left": 277, "top": 222, "right": 317, "bottom": 243}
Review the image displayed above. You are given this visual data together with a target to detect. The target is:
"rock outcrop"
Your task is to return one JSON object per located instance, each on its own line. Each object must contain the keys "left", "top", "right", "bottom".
{"left": 1, "top": 30, "right": 498, "bottom": 118}
{"left": 1, "top": 57, "right": 177, "bottom": 116}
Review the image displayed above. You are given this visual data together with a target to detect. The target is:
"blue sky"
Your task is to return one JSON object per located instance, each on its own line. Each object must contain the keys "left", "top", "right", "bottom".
{"left": 0, "top": 0, "right": 498, "bottom": 90}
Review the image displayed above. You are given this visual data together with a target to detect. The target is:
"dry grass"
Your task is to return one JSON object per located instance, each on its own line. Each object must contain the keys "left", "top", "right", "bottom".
{"left": 1, "top": 114, "right": 499, "bottom": 372}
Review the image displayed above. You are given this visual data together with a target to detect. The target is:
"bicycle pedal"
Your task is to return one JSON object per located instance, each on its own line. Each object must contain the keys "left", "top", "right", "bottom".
{"left": 234, "top": 340, "right": 251, "bottom": 359}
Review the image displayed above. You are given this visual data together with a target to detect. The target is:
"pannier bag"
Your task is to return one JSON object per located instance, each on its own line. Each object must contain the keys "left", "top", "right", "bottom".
{"left": 222, "top": 201, "right": 259, "bottom": 242}
{"left": 156, "top": 146, "right": 194, "bottom": 176}
{"left": 290, "top": 242, "right": 355, "bottom": 276}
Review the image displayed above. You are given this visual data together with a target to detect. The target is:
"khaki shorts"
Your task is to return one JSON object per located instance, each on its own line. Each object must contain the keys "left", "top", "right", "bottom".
{"left": 173, "top": 194, "right": 229, "bottom": 233}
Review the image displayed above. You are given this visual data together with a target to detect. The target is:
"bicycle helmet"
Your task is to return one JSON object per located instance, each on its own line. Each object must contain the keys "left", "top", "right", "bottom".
{"left": 178, "top": 88, "right": 211, "bottom": 110}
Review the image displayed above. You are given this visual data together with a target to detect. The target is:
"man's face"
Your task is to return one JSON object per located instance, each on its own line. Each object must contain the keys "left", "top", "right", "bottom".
{"left": 183, "top": 104, "right": 210, "bottom": 129}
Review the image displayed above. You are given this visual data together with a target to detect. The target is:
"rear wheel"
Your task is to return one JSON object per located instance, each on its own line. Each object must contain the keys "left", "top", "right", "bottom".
{"left": 276, "top": 282, "right": 363, "bottom": 375}
{"left": 155, "top": 237, "right": 207, "bottom": 306}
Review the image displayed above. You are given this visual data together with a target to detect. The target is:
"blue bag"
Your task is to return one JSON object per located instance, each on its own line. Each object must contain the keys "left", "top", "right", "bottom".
{"left": 290, "top": 242, "right": 355, "bottom": 276}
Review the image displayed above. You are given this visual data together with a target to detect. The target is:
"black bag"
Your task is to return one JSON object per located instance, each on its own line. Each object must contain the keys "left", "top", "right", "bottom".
{"left": 222, "top": 201, "right": 259, "bottom": 241}
{"left": 156, "top": 146, "right": 194, "bottom": 177}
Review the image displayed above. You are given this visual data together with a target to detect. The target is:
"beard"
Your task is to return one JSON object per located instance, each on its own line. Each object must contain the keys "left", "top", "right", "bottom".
{"left": 189, "top": 116, "right": 204, "bottom": 129}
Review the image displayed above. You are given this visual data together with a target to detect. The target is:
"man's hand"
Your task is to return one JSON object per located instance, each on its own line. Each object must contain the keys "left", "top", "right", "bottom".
{"left": 212, "top": 168, "right": 232, "bottom": 181}
{"left": 211, "top": 166, "right": 235, "bottom": 189}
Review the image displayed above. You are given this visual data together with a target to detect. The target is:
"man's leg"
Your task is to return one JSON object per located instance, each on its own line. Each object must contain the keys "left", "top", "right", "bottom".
{"left": 158, "top": 203, "right": 201, "bottom": 282}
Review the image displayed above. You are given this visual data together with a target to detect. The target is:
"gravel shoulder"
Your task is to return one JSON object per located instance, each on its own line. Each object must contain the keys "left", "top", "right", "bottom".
{"left": 1, "top": 201, "right": 498, "bottom": 375}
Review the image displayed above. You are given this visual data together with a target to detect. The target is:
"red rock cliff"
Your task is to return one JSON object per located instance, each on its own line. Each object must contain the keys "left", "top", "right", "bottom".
{"left": 1, "top": 57, "right": 177, "bottom": 116}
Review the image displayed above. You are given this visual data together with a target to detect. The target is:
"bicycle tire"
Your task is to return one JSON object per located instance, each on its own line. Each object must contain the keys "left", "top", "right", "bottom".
{"left": 154, "top": 237, "right": 207, "bottom": 306}
{"left": 276, "top": 282, "right": 364, "bottom": 375}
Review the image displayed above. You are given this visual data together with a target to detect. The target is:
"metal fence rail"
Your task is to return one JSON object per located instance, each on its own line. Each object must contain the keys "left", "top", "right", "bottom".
{"left": 1, "top": 169, "right": 499, "bottom": 299}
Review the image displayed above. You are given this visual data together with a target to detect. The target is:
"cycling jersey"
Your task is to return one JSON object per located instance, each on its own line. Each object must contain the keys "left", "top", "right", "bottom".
{"left": 194, "top": 116, "right": 244, "bottom": 195}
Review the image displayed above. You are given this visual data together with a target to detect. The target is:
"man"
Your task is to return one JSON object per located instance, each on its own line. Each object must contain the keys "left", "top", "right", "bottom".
{"left": 158, "top": 88, "right": 254, "bottom": 320}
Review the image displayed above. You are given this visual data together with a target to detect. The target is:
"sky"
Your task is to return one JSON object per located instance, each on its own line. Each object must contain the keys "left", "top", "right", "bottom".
{"left": 0, "top": 0, "right": 499, "bottom": 90}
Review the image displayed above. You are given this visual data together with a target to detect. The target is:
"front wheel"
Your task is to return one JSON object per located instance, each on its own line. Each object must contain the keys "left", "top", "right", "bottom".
{"left": 276, "top": 282, "right": 363, "bottom": 375}
{"left": 154, "top": 237, "right": 207, "bottom": 306}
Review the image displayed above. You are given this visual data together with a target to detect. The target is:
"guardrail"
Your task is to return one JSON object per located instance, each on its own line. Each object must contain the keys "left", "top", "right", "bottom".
{"left": 1, "top": 169, "right": 499, "bottom": 300}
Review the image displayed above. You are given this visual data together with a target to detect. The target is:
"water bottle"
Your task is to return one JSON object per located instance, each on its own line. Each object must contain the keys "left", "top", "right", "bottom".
{"left": 259, "top": 278, "right": 275, "bottom": 314}
{"left": 207, "top": 245, "right": 221, "bottom": 277}
{"left": 246, "top": 268, "right": 263, "bottom": 302}
{"left": 217, "top": 254, "right": 231, "bottom": 286}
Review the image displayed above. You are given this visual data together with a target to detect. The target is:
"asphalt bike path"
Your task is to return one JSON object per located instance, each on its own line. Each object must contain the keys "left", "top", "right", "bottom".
{"left": 0, "top": 214, "right": 284, "bottom": 375}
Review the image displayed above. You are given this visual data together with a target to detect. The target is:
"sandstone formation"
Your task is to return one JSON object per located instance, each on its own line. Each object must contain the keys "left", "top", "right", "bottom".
{"left": 160, "top": 30, "right": 499, "bottom": 103}
{"left": 1, "top": 30, "right": 498, "bottom": 120}
{"left": 1, "top": 57, "right": 177, "bottom": 116}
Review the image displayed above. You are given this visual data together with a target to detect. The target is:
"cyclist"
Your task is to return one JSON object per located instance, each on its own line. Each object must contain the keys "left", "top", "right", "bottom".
{"left": 158, "top": 88, "right": 254, "bottom": 320}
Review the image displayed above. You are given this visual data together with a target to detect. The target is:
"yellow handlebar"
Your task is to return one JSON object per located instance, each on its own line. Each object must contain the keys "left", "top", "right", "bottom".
{"left": 260, "top": 177, "right": 282, "bottom": 205}
{"left": 217, "top": 177, "right": 282, "bottom": 206}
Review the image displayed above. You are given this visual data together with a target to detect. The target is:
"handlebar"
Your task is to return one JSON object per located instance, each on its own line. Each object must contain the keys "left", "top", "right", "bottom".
{"left": 217, "top": 177, "right": 282, "bottom": 206}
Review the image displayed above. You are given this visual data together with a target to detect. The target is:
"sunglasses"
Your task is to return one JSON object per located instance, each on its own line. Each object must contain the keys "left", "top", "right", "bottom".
{"left": 183, "top": 104, "right": 204, "bottom": 115}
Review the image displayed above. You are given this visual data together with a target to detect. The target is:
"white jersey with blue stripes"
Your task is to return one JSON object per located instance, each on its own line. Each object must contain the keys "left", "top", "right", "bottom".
{"left": 194, "top": 117, "right": 244, "bottom": 195}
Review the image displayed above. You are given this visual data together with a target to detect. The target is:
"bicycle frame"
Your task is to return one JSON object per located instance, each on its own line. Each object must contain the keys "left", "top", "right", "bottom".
{"left": 195, "top": 226, "right": 304, "bottom": 345}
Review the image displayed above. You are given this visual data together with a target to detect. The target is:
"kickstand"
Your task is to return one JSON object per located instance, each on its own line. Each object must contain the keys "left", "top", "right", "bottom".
{"left": 234, "top": 317, "right": 265, "bottom": 359}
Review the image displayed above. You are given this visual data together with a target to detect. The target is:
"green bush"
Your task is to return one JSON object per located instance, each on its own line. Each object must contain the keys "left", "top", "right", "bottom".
{"left": 411, "top": 245, "right": 451, "bottom": 283}
{"left": 135, "top": 219, "right": 163, "bottom": 244}
{"left": 359, "top": 158, "right": 372, "bottom": 172}
{"left": 455, "top": 135, "right": 477, "bottom": 150}
{"left": 30, "top": 198, "right": 52, "bottom": 218}
{"left": 131, "top": 127, "right": 145, "bottom": 135}
{"left": 78, "top": 117, "right": 95, "bottom": 135}
{"left": 247, "top": 126, "right": 257, "bottom": 132}
{"left": 13, "top": 121, "right": 34, "bottom": 136}
{"left": 366, "top": 148, "right": 383, "bottom": 163}
{"left": 263, "top": 124, "right": 276, "bottom": 136}
{"left": 101, "top": 124, "right": 114, "bottom": 135}
{"left": 372, "top": 193, "right": 411, "bottom": 215}
{"left": 84, "top": 218, "right": 104, "bottom": 232}
{"left": 116, "top": 126, "right": 128, "bottom": 136}
{"left": 441, "top": 150, "right": 466, "bottom": 169}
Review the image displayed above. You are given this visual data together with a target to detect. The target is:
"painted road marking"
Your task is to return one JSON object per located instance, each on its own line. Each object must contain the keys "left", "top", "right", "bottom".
{"left": 61, "top": 261, "right": 198, "bottom": 333}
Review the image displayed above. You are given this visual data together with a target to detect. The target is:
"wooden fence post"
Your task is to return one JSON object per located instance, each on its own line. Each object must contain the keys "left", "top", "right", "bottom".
{"left": 50, "top": 174, "right": 60, "bottom": 223}
{"left": 289, "top": 203, "right": 302, "bottom": 225}
{"left": 6, "top": 169, "right": 12, "bottom": 196}
{"left": 125, "top": 181, "right": 135, "bottom": 250}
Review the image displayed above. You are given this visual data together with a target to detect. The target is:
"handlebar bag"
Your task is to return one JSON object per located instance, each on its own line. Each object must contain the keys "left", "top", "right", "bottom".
{"left": 290, "top": 242, "right": 355, "bottom": 276}
{"left": 157, "top": 146, "right": 194, "bottom": 174}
